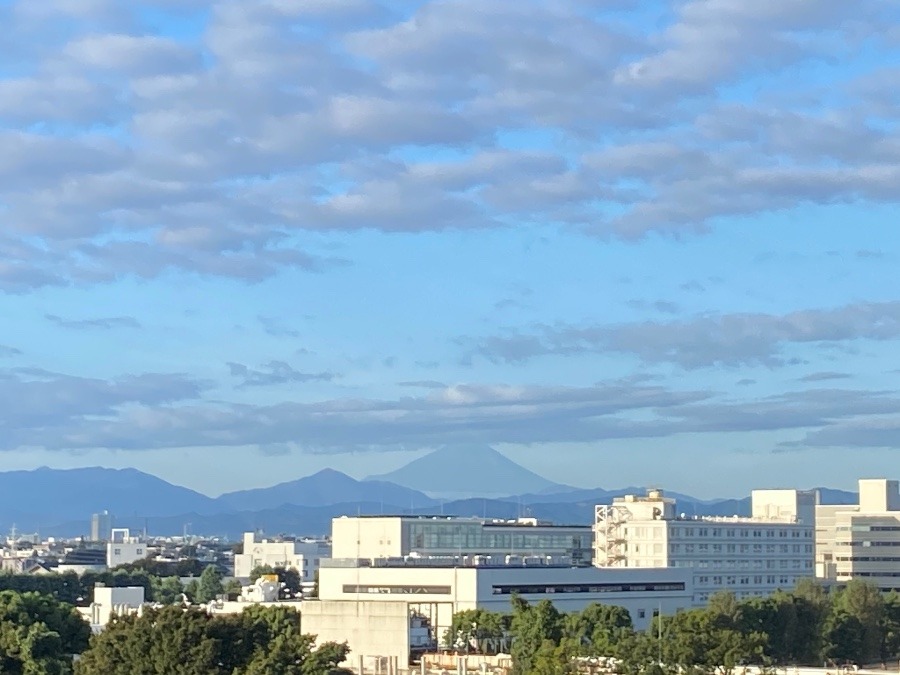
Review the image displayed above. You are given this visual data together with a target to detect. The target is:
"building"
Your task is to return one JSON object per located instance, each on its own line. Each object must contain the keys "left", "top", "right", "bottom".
{"left": 106, "top": 528, "right": 147, "bottom": 568}
{"left": 331, "top": 516, "right": 593, "bottom": 566}
{"left": 58, "top": 546, "right": 107, "bottom": 574}
{"left": 305, "top": 558, "right": 693, "bottom": 668}
{"left": 816, "top": 478, "right": 900, "bottom": 591}
{"left": 233, "top": 532, "right": 331, "bottom": 583}
{"left": 594, "top": 488, "right": 817, "bottom": 605}
{"left": 79, "top": 585, "right": 147, "bottom": 633}
{"left": 90, "top": 511, "right": 113, "bottom": 542}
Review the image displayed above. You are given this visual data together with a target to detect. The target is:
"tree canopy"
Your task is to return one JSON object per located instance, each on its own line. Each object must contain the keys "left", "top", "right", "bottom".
{"left": 74, "top": 604, "right": 350, "bottom": 675}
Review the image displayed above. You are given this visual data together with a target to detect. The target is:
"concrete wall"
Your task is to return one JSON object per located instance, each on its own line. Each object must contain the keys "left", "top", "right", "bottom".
{"left": 859, "top": 479, "right": 900, "bottom": 512}
{"left": 303, "top": 600, "right": 412, "bottom": 667}
{"left": 752, "top": 489, "right": 819, "bottom": 526}
{"left": 318, "top": 564, "right": 693, "bottom": 632}
{"left": 332, "top": 518, "right": 405, "bottom": 559}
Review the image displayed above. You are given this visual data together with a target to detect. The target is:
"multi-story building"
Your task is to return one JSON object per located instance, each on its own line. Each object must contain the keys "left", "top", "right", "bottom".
{"left": 90, "top": 511, "right": 113, "bottom": 542}
{"left": 306, "top": 557, "right": 693, "bottom": 668}
{"left": 594, "top": 488, "right": 817, "bottom": 605}
{"left": 331, "top": 516, "right": 593, "bottom": 566}
{"left": 233, "top": 531, "right": 331, "bottom": 583}
{"left": 106, "top": 528, "right": 148, "bottom": 568}
{"left": 816, "top": 478, "right": 900, "bottom": 591}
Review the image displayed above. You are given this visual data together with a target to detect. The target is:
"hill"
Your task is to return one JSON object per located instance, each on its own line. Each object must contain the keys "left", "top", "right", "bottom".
{"left": 215, "top": 469, "right": 436, "bottom": 511}
{"left": 367, "top": 445, "right": 571, "bottom": 497}
{"left": 0, "top": 466, "right": 216, "bottom": 532}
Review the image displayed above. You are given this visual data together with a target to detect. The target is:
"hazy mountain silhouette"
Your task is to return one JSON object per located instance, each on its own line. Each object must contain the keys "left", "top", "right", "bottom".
{"left": 366, "top": 444, "right": 571, "bottom": 497}
{"left": 0, "top": 462, "right": 861, "bottom": 537}
{"left": 215, "top": 469, "right": 437, "bottom": 511}
{"left": 0, "top": 466, "right": 216, "bottom": 533}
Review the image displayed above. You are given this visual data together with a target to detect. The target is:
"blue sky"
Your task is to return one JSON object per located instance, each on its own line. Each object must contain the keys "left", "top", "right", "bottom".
{"left": 1, "top": 0, "right": 899, "bottom": 498}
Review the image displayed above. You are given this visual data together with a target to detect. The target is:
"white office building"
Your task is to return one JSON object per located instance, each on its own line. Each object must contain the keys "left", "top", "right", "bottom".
{"left": 305, "top": 558, "right": 693, "bottom": 668}
{"left": 816, "top": 478, "right": 900, "bottom": 591}
{"left": 594, "top": 488, "right": 817, "bottom": 605}
{"left": 234, "top": 532, "right": 331, "bottom": 583}
{"left": 331, "top": 515, "right": 593, "bottom": 565}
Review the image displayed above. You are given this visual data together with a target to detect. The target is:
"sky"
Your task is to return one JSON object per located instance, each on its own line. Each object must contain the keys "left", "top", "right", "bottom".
{"left": 1, "top": 0, "right": 900, "bottom": 499}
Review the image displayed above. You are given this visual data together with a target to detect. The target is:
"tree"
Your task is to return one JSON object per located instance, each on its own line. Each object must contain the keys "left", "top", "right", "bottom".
{"left": 831, "top": 580, "right": 886, "bottom": 664}
{"left": 224, "top": 578, "right": 244, "bottom": 600}
{"left": 183, "top": 579, "right": 200, "bottom": 603}
{"left": 196, "top": 565, "right": 224, "bottom": 604}
{"left": 0, "top": 590, "right": 91, "bottom": 674}
{"left": 510, "top": 597, "right": 564, "bottom": 675}
{"left": 151, "top": 576, "right": 184, "bottom": 605}
{"left": 882, "top": 591, "right": 900, "bottom": 661}
{"left": 563, "top": 603, "right": 633, "bottom": 657}
{"left": 444, "top": 609, "right": 507, "bottom": 654}
{"left": 75, "top": 604, "right": 350, "bottom": 675}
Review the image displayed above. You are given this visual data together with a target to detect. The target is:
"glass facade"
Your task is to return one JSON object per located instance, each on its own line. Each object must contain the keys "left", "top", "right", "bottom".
{"left": 404, "top": 520, "right": 592, "bottom": 563}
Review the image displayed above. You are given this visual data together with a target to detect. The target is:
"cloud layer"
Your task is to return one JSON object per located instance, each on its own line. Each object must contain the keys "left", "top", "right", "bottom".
{"left": 1, "top": 0, "right": 899, "bottom": 289}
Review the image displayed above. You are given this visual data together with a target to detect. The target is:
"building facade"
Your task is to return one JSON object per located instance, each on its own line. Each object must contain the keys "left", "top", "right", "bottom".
{"left": 816, "top": 478, "right": 900, "bottom": 591}
{"left": 305, "top": 558, "right": 694, "bottom": 666}
{"left": 106, "top": 528, "right": 147, "bottom": 568}
{"left": 234, "top": 531, "right": 331, "bottom": 582}
{"left": 90, "top": 511, "right": 112, "bottom": 542}
{"left": 594, "top": 489, "right": 817, "bottom": 605}
{"left": 331, "top": 516, "right": 593, "bottom": 565}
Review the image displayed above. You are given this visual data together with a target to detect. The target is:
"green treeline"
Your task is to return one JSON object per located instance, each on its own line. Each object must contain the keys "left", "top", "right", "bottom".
{"left": 0, "top": 587, "right": 350, "bottom": 675}
{"left": 448, "top": 580, "right": 900, "bottom": 675}
{"left": 74, "top": 604, "right": 350, "bottom": 675}
{"left": 0, "top": 564, "right": 234, "bottom": 605}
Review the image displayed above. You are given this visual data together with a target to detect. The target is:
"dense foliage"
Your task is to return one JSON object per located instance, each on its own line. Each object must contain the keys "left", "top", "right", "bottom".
{"left": 0, "top": 590, "right": 91, "bottom": 674}
{"left": 448, "top": 580, "right": 900, "bottom": 675}
{"left": 74, "top": 605, "right": 350, "bottom": 675}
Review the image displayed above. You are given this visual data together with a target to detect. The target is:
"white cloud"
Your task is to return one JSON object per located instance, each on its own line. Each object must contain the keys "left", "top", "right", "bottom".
{"left": 0, "top": 0, "right": 898, "bottom": 287}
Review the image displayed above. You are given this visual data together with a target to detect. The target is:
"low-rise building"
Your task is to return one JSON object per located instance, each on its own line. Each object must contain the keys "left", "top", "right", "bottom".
{"left": 594, "top": 488, "right": 817, "bottom": 605}
{"left": 233, "top": 532, "right": 331, "bottom": 583}
{"left": 79, "top": 585, "right": 147, "bottom": 633}
{"left": 816, "top": 478, "right": 900, "bottom": 591}
{"left": 305, "top": 558, "right": 693, "bottom": 668}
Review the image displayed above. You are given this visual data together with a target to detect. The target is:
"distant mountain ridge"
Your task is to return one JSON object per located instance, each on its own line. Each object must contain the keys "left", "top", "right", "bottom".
{"left": 215, "top": 469, "right": 436, "bottom": 511}
{"left": 0, "top": 452, "right": 861, "bottom": 537}
{"left": 366, "top": 444, "right": 573, "bottom": 497}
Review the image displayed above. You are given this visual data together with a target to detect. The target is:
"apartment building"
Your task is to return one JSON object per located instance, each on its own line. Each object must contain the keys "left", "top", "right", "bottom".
{"left": 594, "top": 488, "right": 817, "bottom": 605}
{"left": 816, "top": 478, "right": 900, "bottom": 591}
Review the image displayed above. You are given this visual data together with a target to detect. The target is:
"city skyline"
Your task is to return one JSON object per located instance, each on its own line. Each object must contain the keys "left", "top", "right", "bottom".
{"left": 1, "top": 1, "right": 899, "bottom": 497}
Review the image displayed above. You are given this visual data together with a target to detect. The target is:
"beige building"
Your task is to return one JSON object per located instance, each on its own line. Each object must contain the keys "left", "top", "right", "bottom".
{"left": 594, "top": 488, "right": 817, "bottom": 605}
{"left": 331, "top": 516, "right": 593, "bottom": 565}
{"left": 816, "top": 478, "right": 900, "bottom": 590}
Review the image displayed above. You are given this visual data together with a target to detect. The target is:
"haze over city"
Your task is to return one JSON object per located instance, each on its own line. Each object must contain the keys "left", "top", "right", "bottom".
{"left": 1, "top": 0, "right": 899, "bottom": 498}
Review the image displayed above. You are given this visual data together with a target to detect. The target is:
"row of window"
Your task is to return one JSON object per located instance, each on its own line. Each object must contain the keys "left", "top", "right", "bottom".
{"left": 835, "top": 540, "right": 900, "bottom": 547}
{"left": 490, "top": 582, "right": 686, "bottom": 595}
{"left": 668, "top": 528, "right": 810, "bottom": 539}
{"left": 836, "top": 525, "right": 900, "bottom": 532}
{"left": 343, "top": 585, "right": 453, "bottom": 595}
{"left": 836, "top": 556, "right": 900, "bottom": 563}
{"left": 666, "top": 559, "right": 812, "bottom": 570}
{"left": 696, "top": 574, "right": 795, "bottom": 587}
{"left": 667, "top": 543, "right": 811, "bottom": 554}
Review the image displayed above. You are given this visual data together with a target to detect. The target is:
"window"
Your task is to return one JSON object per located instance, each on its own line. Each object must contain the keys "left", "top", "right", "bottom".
{"left": 114, "top": 548, "right": 121, "bottom": 555}
{"left": 638, "top": 609, "right": 646, "bottom": 619}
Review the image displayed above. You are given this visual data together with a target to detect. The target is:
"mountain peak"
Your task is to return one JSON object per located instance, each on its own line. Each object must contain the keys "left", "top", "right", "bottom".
{"left": 366, "top": 445, "right": 571, "bottom": 498}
